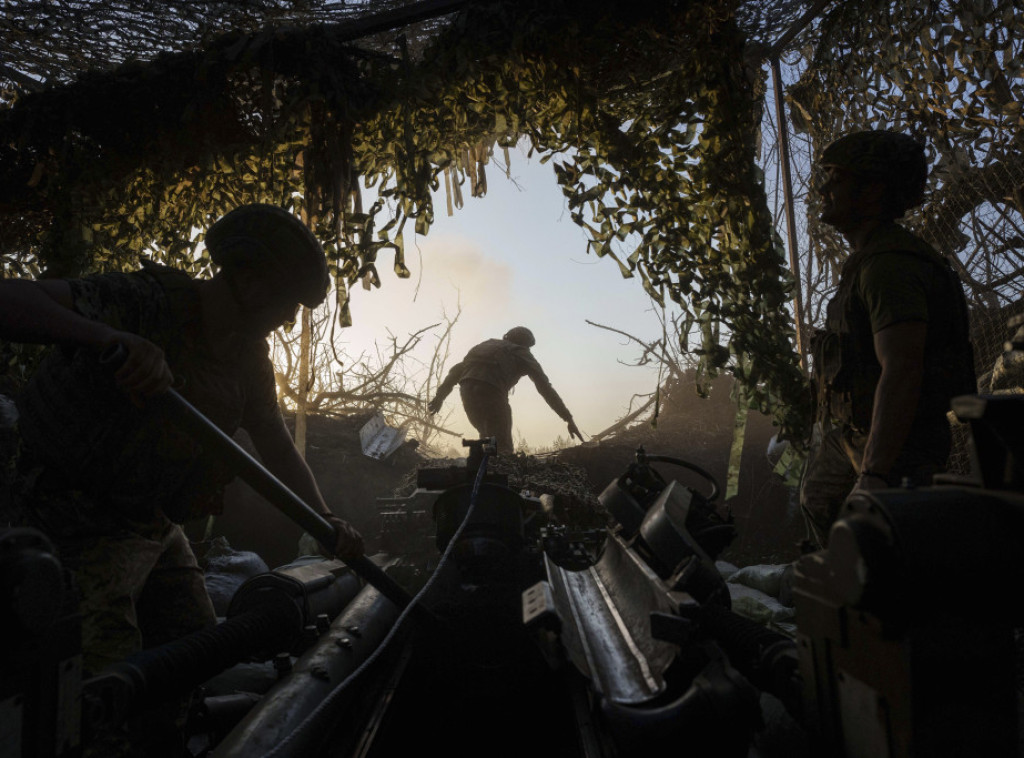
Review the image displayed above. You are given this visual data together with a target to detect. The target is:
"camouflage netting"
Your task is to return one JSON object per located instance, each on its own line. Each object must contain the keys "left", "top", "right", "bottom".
{"left": 2, "top": 0, "right": 1021, "bottom": 462}
{"left": 0, "top": 0, "right": 816, "bottom": 440}
{"left": 785, "top": 1, "right": 1024, "bottom": 358}
{"left": 754, "top": 0, "right": 1024, "bottom": 467}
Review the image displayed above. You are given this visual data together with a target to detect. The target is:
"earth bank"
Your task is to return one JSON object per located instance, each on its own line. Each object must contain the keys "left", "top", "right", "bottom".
{"left": 211, "top": 374, "right": 802, "bottom": 570}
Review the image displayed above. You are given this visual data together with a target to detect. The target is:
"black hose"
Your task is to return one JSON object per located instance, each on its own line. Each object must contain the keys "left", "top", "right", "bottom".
{"left": 644, "top": 454, "right": 720, "bottom": 502}
{"left": 261, "top": 447, "right": 494, "bottom": 758}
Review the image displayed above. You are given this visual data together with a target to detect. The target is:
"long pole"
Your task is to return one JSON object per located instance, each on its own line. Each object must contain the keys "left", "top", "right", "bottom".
{"left": 765, "top": 0, "right": 835, "bottom": 371}
{"left": 153, "top": 389, "right": 415, "bottom": 611}
{"left": 770, "top": 56, "right": 807, "bottom": 371}
{"left": 295, "top": 305, "right": 311, "bottom": 458}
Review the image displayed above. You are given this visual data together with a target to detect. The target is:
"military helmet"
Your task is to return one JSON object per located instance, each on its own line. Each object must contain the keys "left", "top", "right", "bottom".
{"left": 206, "top": 204, "right": 329, "bottom": 308}
{"left": 503, "top": 326, "right": 536, "bottom": 347}
{"left": 819, "top": 130, "right": 928, "bottom": 214}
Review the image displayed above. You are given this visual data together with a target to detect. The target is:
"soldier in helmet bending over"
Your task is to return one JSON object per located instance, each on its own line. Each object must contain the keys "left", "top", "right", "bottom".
{"left": 427, "top": 326, "right": 583, "bottom": 455}
{"left": 0, "top": 204, "right": 363, "bottom": 685}
{"left": 801, "top": 130, "right": 975, "bottom": 548}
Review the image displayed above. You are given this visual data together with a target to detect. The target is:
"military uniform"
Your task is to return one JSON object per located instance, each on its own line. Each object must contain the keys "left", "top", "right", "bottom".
{"left": 8, "top": 261, "right": 281, "bottom": 675}
{"left": 434, "top": 337, "right": 574, "bottom": 454}
{"left": 801, "top": 222, "right": 975, "bottom": 547}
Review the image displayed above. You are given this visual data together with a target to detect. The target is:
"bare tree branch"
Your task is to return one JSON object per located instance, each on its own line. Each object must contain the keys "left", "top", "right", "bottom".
{"left": 270, "top": 298, "right": 462, "bottom": 454}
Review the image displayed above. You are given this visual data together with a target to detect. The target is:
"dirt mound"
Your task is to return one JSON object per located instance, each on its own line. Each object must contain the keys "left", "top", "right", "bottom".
{"left": 398, "top": 453, "right": 599, "bottom": 503}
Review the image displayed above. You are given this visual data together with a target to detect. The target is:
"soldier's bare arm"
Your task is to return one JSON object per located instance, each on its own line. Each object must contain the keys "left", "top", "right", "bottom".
{"left": 247, "top": 411, "right": 364, "bottom": 561}
{"left": 858, "top": 320, "right": 927, "bottom": 488}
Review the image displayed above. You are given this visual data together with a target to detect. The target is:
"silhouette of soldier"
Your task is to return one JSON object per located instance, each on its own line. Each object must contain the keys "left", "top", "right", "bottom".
{"left": 802, "top": 130, "right": 975, "bottom": 547}
{"left": 0, "top": 204, "right": 363, "bottom": 680}
{"left": 428, "top": 326, "right": 583, "bottom": 454}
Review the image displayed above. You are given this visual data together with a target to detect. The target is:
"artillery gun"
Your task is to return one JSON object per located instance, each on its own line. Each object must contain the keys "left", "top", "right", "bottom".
{"left": 4, "top": 343, "right": 1024, "bottom": 756}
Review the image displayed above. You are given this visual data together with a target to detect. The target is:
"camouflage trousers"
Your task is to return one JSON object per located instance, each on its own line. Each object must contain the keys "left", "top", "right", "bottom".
{"left": 460, "top": 380, "right": 514, "bottom": 455}
{"left": 57, "top": 518, "right": 217, "bottom": 676}
{"left": 799, "top": 422, "right": 947, "bottom": 549}
{"left": 3, "top": 483, "right": 217, "bottom": 757}
{"left": 4, "top": 415, "right": 216, "bottom": 755}
{"left": 74, "top": 520, "right": 214, "bottom": 758}
{"left": 5, "top": 470, "right": 216, "bottom": 676}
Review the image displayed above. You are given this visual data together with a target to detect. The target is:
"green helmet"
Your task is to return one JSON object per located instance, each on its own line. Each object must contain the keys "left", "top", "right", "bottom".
{"left": 819, "top": 130, "right": 928, "bottom": 215}
{"left": 206, "top": 204, "right": 329, "bottom": 308}
{"left": 503, "top": 326, "right": 536, "bottom": 347}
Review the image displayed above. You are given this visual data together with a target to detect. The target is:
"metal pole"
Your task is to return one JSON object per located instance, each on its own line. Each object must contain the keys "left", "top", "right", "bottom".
{"left": 152, "top": 389, "right": 415, "bottom": 611}
{"left": 766, "top": 0, "right": 835, "bottom": 60}
{"left": 295, "top": 305, "right": 311, "bottom": 458}
{"left": 770, "top": 55, "right": 807, "bottom": 371}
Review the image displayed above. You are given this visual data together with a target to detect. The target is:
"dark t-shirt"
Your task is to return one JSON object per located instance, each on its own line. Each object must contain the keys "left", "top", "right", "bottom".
{"left": 68, "top": 268, "right": 279, "bottom": 432}
{"left": 819, "top": 223, "right": 973, "bottom": 463}
{"left": 857, "top": 251, "right": 935, "bottom": 333}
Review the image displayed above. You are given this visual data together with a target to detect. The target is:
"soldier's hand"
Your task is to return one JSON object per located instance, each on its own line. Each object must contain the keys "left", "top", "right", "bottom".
{"left": 104, "top": 330, "right": 174, "bottom": 399}
{"left": 324, "top": 513, "right": 365, "bottom": 562}
{"left": 567, "top": 419, "right": 584, "bottom": 442}
{"left": 426, "top": 397, "right": 442, "bottom": 415}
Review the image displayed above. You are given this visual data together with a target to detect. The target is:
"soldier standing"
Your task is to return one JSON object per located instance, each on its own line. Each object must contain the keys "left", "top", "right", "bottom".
{"left": 801, "top": 130, "right": 975, "bottom": 548}
{"left": 0, "top": 204, "right": 363, "bottom": 681}
{"left": 427, "top": 326, "right": 583, "bottom": 454}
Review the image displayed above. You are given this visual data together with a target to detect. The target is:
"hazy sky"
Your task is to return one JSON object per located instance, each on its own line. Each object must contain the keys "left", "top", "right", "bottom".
{"left": 340, "top": 149, "right": 673, "bottom": 452}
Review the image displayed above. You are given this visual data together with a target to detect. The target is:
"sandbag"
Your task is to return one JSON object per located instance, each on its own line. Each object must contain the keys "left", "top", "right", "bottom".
{"left": 200, "top": 536, "right": 269, "bottom": 616}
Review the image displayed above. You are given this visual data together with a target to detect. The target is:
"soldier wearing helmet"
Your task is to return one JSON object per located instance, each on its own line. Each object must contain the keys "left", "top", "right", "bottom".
{"left": 427, "top": 327, "right": 583, "bottom": 454}
{"left": 0, "top": 204, "right": 362, "bottom": 690}
{"left": 800, "top": 130, "right": 975, "bottom": 548}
